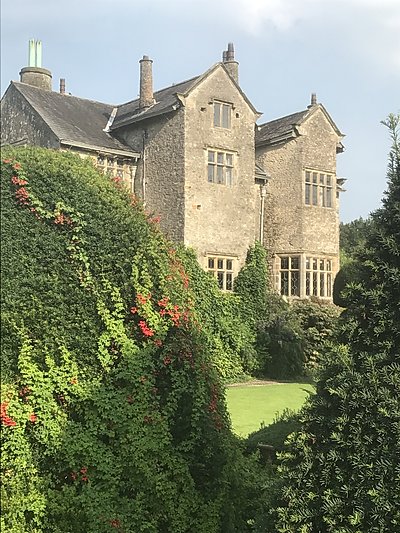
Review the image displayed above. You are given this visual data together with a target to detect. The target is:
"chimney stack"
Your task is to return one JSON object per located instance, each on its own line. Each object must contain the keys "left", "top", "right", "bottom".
{"left": 222, "top": 42, "right": 239, "bottom": 84}
{"left": 310, "top": 93, "right": 317, "bottom": 107}
{"left": 20, "top": 39, "right": 52, "bottom": 91}
{"left": 139, "top": 55, "right": 154, "bottom": 109}
{"left": 60, "top": 78, "right": 66, "bottom": 95}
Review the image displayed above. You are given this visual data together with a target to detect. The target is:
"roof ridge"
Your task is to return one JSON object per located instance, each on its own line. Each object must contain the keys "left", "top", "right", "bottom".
{"left": 258, "top": 108, "right": 309, "bottom": 128}
{"left": 12, "top": 81, "right": 117, "bottom": 108}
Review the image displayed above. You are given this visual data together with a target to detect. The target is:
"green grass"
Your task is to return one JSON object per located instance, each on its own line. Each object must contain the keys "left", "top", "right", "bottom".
{"left": 226, "top": 383, "right": 314, "bottom": 437}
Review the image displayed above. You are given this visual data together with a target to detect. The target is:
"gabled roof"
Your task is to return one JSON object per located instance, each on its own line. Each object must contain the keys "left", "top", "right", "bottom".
{"left": 111, "top": 62, "right": 260, "bottom": 131}
{"left": 111, "top": 75, "right": 201, "bottom": 130}
{"left": 8, "top": 82, "right": 139, "bottom": 157}
{"left": 256, "top": 104, "right": 344, "bottom": 147}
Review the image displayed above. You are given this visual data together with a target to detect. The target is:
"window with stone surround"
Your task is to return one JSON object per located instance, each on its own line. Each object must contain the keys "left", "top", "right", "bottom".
{"left": 96, "top": 155, "right": 134, "bottom": 190}
{"left": 305, "top": 257, "right": 332, "bottom": 298}
{"left": 213, "top": 101, "right": 231, "bottom": 128}
{"left": 279, "top": 256, "right": 300, "bottom": 297}
{"left": 207, "top": 256, "right": 234, "bottom": 291}
{"left": 305, "top": 170, "right": 334, "bottom": 208}
{"left": 207, "top": 150, "right": 234, "bottom": 185}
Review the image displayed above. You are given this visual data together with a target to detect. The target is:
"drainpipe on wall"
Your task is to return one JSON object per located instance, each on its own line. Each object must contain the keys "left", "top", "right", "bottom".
{"left": 259, "top": 182, "right": 268, "bottom": 244}
{"left": 142, "top": 129, "right": 148, "bottom": 203}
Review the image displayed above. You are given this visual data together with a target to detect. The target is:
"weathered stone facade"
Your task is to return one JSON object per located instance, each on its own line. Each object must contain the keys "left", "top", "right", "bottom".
{"left": 256, "top": 105, "right": 344, "bottom": 299}
{"left": 1, "top": 85, "right": 59, "bottom": 148}
{"left": 1, "top": 43, "right": 345, "bottom": 300}
{"left": 182, "top": 66, "right": 258, "bottom": 276}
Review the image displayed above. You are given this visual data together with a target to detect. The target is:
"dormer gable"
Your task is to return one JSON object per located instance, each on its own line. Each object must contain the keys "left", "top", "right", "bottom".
{"left": 256, "top": 95, "right": 344, "bottom": 153}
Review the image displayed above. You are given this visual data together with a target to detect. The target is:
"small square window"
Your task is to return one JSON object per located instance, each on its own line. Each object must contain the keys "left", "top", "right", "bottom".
{"left": 207, "top": 149, "right": 234, "bottom": 186}
{"left": 207, "top": 255, "right": 235, "bottom": 291}
{"left": 213, "top": 101, "right": 231, "bottom": 129}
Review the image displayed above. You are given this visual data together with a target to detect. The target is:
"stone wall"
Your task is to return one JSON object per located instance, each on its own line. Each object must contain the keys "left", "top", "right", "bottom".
{"left": 183, "top": 66, "right": 257, "bottom": 275}
{"left": 1, "top": 85, "right": 59, "bottom": 148}
{"left": 256, "top": 107, "right": 342, "bottom": 298}
{"left": 117, "top": 110, "right": 186, "bottom": 243}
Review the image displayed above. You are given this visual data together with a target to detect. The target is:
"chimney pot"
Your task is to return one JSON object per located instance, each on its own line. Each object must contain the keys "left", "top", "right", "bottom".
{"left": 60, "top": 78, "right": 66, "bottom": 94}
{"left": 311, "top": 93, "right": 317, "bottom": 105}
{"left": 227, "top": 42, "right": 235, "bottom": 61}
{"left": 222, "top": 42, "right": 239, "bottom": 84}
{"left": 20, "top": 39, "right": 52, "bottom": 90}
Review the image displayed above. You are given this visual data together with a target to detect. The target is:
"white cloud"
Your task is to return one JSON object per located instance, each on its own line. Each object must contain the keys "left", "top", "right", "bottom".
{"left": 205, "top": 0, "right": 400, "bottom": 74}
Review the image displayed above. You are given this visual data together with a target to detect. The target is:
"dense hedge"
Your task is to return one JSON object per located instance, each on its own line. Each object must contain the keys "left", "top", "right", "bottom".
{"left": 0, "top": 148, "right": 261, "bottom": 532}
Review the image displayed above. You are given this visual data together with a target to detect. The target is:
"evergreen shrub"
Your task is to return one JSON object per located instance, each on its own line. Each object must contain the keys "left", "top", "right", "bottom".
{"left": 276, "top": 114, "right": 400, "bottom": 532}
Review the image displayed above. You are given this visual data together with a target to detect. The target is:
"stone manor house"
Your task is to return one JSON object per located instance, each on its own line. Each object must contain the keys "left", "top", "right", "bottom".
{"left": 1, "top": 41, "right": 346, "bottom": 300}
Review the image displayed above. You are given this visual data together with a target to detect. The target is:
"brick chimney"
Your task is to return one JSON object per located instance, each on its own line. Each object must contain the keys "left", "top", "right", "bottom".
{"left": 139, "top": 55, "right": 154, "bottom": 109}
{"left": 222, "top": 42, "right": 239, "bottom": 84}
{"left": 19, "top": 39, "right": 52, "bottom": 91}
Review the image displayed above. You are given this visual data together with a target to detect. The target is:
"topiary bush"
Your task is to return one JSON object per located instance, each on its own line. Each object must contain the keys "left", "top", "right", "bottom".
{"left": 0, "top": 147, "right": 263, "bottom": 532}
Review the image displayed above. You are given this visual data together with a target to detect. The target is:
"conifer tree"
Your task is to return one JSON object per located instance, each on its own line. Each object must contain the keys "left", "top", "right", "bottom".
{"left": 276, "top": 114, "right": 400, "bottom": 532}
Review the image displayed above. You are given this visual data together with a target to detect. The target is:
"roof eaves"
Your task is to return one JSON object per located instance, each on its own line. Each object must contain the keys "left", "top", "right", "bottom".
{"left": 110, "top": 103, "right": 177, "bottom": 130}
{"left": 60, "top": 139, "right": 140, "bottom": 158}
{"left": 256, "top": 130, "right": 297, "bottom": 148}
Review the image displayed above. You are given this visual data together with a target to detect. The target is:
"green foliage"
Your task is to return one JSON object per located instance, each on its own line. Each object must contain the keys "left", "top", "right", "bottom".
{"left": 0, "top": 148, "right": 264, "bottom": 532}
{"left": 179, "top": 247, "right": 257, "bottom": 381}
{"left": 233, "top": 244, "right": 340, "bottom": 380}
{"left": 276, "top": 114, "right": 400, "bottom": 532}
{"left": 245, "top": 409, "right": 301, "bottom": 455}
{"left": 256, "top": 303, "right": 304, "bottom": 380}
{"left": 340, "top": 217, "right": 373, "bottom": 261}
{"left": 332, "top": 259, "right": 359, "bottom": 307}
{"left": 291, "top": 299, "right": 341, "bottom": 372}
{"left": 335, "top": 217, "right": 375, "bottom": 306}
{"left": 233, "top": 243, "right": 302, "bottom": 379}
{"left": 233, "top": 241, "right": 269, "bottom": 323}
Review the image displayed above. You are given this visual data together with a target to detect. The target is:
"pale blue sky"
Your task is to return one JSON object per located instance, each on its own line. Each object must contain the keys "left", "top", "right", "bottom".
{"left": 1, "top": 0, "right": 399, "bottom": 222}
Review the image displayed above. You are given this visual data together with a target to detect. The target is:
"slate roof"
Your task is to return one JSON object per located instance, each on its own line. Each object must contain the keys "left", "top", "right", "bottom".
{"left": 10, "top": 82, "right": 139, "bottom": 156}
{"left": 256, "top": 104, "right": 344, "bottom": 147}
{"left": 256, "top": 109, "right": 309, "bottom": 146}
{"left": 112, "top": 75, "right": 202, "bottom": 130}
{"left": 112, "top": 62, "right": 260, "bottom": 131}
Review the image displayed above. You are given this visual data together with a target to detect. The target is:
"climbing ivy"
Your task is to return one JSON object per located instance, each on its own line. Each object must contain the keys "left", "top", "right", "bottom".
{"left": 0, "top": 148, "right": 260, "bottom": 532}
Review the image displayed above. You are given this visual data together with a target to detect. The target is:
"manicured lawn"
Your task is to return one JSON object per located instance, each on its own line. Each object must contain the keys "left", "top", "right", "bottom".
{"left": 226, "top": 382, "right": 314, "bottom": 437}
